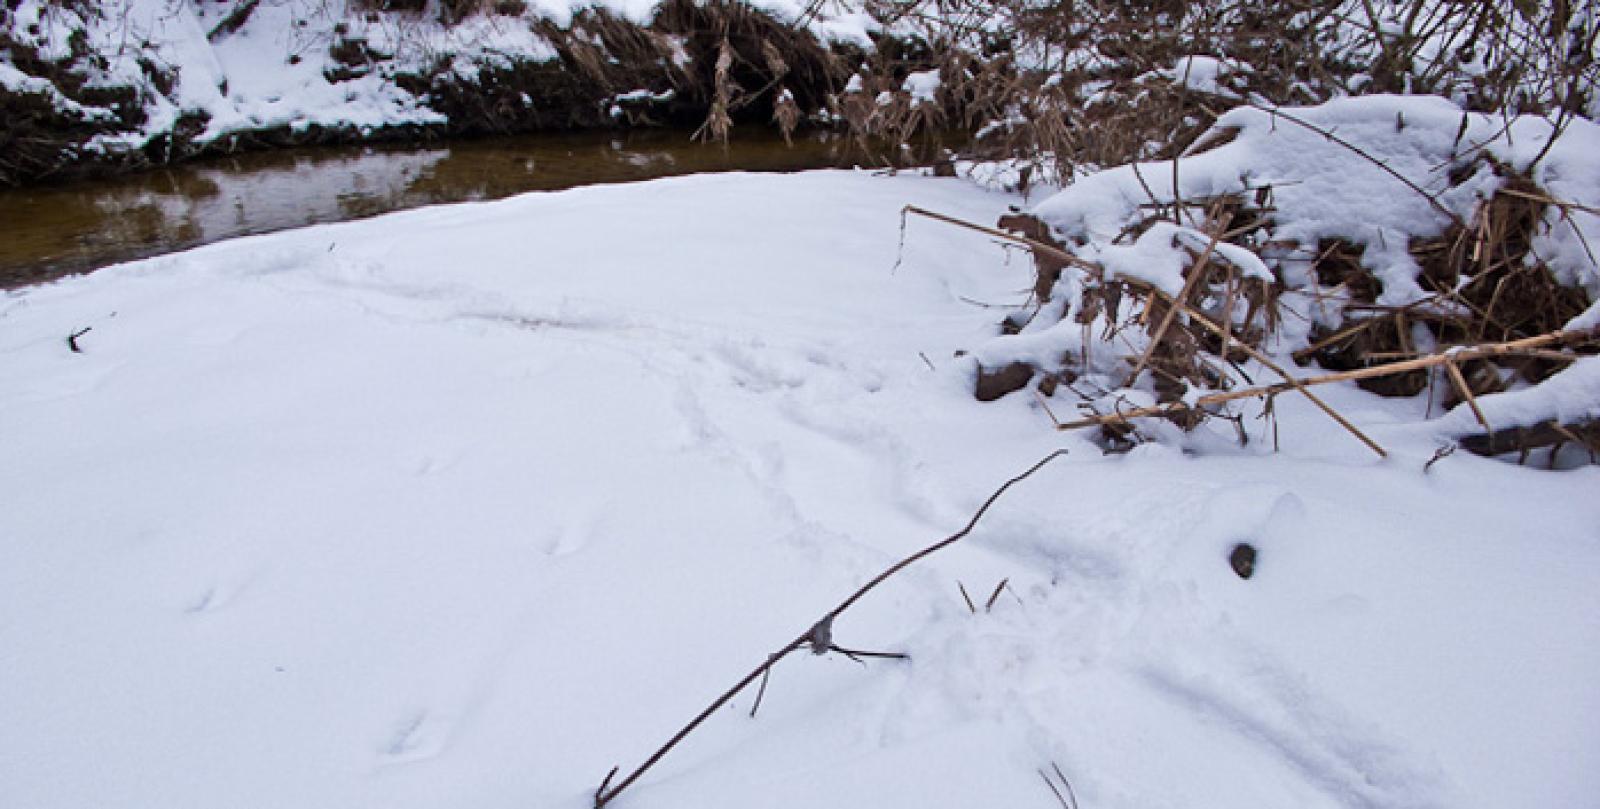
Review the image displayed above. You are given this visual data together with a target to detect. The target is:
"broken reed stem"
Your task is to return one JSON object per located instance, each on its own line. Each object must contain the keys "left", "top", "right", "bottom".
{"left": 1154, "top": 289, "right": 1388, "bottom": 457}
{"left": 593, "top": 449, "right": 1072, "bottom": 808}
{"left": 1290, "top": 318, "right": 1378, "bottom": 362}
{"left": 902, "top": 206, "right": 1101, "bottom": 273}
{"left": 1124, "top": 225, "right": 1225, "bottom": 387}
{"left": 1442, "top": 359, "right": 1491, "bottom": 429}
{"left": 1494, "top": 187, "right": 1600, "bottom": 219}
{"left": 1057, "top": 328, "right": 1598, "bottom": 431}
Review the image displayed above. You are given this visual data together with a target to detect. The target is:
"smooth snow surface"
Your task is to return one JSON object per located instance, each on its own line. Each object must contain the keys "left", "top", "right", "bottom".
{"left": 3, "top": 171, "right": 1598, "bottom": 809}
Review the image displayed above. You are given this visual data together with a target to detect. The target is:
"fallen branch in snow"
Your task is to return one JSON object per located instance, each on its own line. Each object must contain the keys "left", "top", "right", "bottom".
{"left": 67, "top": 327, "right": 92, "bottom": 353}
{"left": 1055, "top": 328, "right": 1599, "bottom": 432}
{"left": 593, "top": 449, "right": 1071, "bottom": 807}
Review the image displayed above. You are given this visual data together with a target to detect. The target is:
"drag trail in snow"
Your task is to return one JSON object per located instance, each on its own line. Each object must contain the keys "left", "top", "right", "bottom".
{"left": 2, "top": 170, "right": 1597, "bottom": 809}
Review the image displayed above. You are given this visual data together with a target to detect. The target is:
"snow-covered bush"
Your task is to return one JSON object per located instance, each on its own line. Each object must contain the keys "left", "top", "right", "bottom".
{"left": 959, "top": 95, "right": 1600, "bottom": 462}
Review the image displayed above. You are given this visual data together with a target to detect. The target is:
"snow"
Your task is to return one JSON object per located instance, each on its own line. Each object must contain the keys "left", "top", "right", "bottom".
{"left": 1145, "top": 54, "right": 1250, "bottom": 99}
{"left": 0, "top": 61, "right": 113, "bottom": 122}
{"left": 902, "top": 69, "right": 940, "bottom": 105}
{"left": 3, "top": 168, "right": 1599, "bottom": 809}
{"left": 1433, "top": 355, "right": 1600, "bottom": 437}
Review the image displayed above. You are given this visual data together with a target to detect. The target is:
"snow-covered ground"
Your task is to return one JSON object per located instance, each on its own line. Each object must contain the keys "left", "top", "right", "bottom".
{"left": 3, "top": 169, "right": 1599, "bottom": 809}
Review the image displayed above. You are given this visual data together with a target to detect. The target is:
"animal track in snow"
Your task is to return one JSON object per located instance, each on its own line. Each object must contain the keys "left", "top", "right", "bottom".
{"left": 379, "top": 710, "right": 447, "bottom": 764}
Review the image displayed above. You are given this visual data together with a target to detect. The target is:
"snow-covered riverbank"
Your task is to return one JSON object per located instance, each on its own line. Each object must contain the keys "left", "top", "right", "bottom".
{"left": 3, "top": 169, "right": 1598, "bottom": 808}
{"left": 1, "top": 0, "right": 871, "bottom": 184}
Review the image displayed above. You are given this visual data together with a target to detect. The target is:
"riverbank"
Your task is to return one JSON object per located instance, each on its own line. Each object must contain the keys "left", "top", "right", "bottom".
{"left": 0, "top": 0, "right": 877, "bottom": 186}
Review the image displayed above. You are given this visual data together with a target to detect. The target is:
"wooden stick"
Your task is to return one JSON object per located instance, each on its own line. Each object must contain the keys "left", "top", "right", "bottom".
{"left": 1442, "top": 359, "right": 1491, "bottom": 430}
{"left": 1156, "top": 290, "right": 1388, "bottom": 457}
{"left": 1057, "top": 329, "right": 1597, "bottom": 430}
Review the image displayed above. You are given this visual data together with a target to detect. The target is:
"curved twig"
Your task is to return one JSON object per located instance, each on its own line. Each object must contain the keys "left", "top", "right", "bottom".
{"left": 593, "top": 448, "right": 1071, "bottom": 807}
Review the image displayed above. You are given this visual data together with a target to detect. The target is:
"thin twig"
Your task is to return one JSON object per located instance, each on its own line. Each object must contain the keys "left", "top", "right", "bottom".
{"left": 957, "top": 581, "right": 977, "bottom": 614}
{"left": 749, "top": 658, "right": 774, "bottom": 718}
{"left": 828, "top": 644, "right": 910, "bottom": 660}
{"left": 1051, "top": 761, "right": 1081, "bottom": 809}
{"left": 984, "top": 578, "right": 1010, "bottom": 612}
{"left": 1424, "top": 443, "right": 1457, "bottom": 473}
{"left": 594, "top": 449, "right": 1072, "bottom": 807}
{"left": 1039, "top": 769, "right": 1070, "bottom": 809}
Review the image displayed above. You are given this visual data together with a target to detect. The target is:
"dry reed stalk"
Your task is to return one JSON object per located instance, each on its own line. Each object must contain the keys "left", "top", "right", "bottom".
{"left": 1057, "top": 328, "right": 1599, "bottom": 431}
{"left": 1122, "top": 215, "right": 1228, "bottom": 387}
{"left": 1493, "top": 187, "right": 1600, "bottom": 219}
{"left": 1291, "top": 318, "right": 1380, "bottom": 363}
{"left": 902, "top": 206, "right": 1100, "bottom": 273}
{"left": 1442, "top": 359, "right": 1492, "bottom": 429}
{"left": 1152, "top": 288, "right": 1388, "bottom": 457}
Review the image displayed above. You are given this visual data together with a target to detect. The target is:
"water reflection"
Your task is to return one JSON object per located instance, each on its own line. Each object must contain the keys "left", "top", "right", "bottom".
{"left": 0, "top": 130, "right": 867, "bottom": 288}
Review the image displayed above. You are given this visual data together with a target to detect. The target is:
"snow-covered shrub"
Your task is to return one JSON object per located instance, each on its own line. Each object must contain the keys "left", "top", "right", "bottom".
{"left": 960, "top": 95, "right": 1600, "bottom": 461}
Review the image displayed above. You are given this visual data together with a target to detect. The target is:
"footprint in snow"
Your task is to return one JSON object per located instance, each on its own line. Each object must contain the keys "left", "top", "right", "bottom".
{"left": 181, "top": 568, "right": 260, "bottom": 615}
{"left": 379, "top": 711, "right": 446, "bottom": 764}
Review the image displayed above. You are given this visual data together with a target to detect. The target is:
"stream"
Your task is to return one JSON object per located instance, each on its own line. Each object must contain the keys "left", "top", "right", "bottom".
{"left": 0, "top": 130, "right": 872, "bottom": 289}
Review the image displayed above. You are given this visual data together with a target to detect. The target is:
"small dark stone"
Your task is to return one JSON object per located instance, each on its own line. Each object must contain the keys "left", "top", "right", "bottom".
{"left": 1229, "top": 543, "right": 1257, "bottom": 580}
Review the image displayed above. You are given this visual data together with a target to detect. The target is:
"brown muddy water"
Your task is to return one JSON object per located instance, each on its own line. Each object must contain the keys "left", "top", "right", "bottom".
{"left": 0, "top": 130, "right": 878, "bottom": 289}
